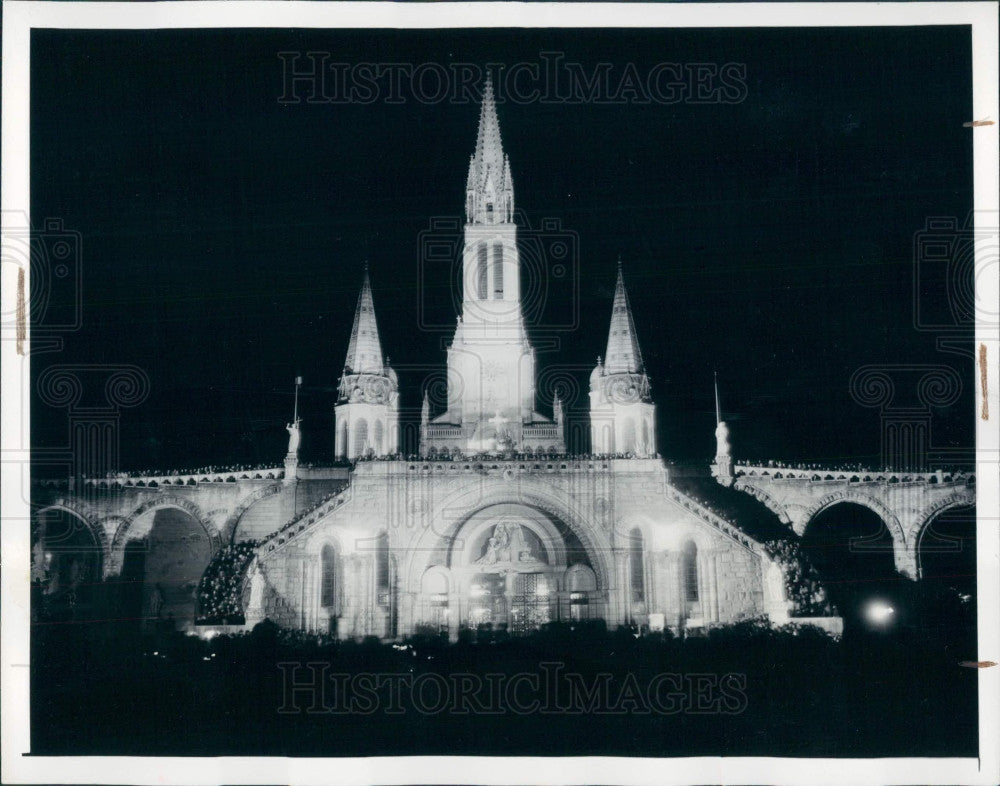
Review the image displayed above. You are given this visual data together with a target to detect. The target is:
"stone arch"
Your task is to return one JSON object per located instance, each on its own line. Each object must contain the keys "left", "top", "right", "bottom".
{"left": 732, "top": 480, "right": 792, "bottom": 525}
{"left": 223, "top": 482, "right": 283, "bottom": 543}
{"left": 33, "top": 503, "right": 109, "bottom": 580}
{"left": 408, "top": 485, "right": 611, "bottom": 594}
{"left": 914, "top": 490, "right": 977, "bottom": 543}
{"left": 110, "top": 496, "right": 218, "bottom": 574}
{"left": 913, "top": 490, "right": 976, "bottom": 580}
{"left": 449, "top": 504, "right": 569, "bottom": 572}
{"left": 799, "top": 492, "right": 905, "bottom": 546}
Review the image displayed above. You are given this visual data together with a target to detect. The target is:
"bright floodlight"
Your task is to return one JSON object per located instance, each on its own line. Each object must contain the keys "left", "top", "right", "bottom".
{"left": 865, "top": 601, "right": 895, "bottom": 625}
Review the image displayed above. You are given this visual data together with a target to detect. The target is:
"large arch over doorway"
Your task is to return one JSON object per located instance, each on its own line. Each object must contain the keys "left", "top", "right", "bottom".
{"left": 438, "top": 502, "right": 603, "bottom": 634}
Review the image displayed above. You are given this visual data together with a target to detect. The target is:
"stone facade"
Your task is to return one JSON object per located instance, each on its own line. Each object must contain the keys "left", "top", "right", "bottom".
{"left": 248, "top": 459, "right": 769, "bottom": 638}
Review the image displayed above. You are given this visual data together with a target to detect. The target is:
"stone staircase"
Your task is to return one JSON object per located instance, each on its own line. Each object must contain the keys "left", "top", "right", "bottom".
{"left": 258, "top": 483, "right": 353, "bottom": 557}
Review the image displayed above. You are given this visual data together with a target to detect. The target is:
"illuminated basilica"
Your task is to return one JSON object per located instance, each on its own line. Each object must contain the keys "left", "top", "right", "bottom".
{"left": 241, "top": 78, "right": 779, "bottom": 638}
{"left": 33, "top": 79, "right": 799, "bottom": 640}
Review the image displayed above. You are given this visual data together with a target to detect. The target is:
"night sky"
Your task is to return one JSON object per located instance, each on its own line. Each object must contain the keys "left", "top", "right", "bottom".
{"left": 30, "top": 26, "right": 974, "bottom": 474}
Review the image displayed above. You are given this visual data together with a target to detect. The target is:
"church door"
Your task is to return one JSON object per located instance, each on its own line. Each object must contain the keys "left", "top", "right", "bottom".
{"left": 510, "top": 572, "right": 551, "bottom": 634}
{"left": 470, "top": 572, "right": 507, "bottom": 629}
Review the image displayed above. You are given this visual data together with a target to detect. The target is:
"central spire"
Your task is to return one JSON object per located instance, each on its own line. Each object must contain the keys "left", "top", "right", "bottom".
{"left": 603, "top": 262, "right": 645, "bottom": 375}
{"left": 466, "top": 74, "right": 514, "bottom": 225}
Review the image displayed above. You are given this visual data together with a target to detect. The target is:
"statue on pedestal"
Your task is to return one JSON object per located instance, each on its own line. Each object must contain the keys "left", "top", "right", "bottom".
{"left": 714, "top": 419, "right": 730, "bottom": 459}
{"left": 286, "top": 419, "right": 302, "bottom": 456}
{"left": 286, "top": 376, "right": 304, "bottom": 457}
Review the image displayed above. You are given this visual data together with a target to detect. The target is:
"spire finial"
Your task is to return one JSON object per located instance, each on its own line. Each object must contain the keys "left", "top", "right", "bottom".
{"left": 617, "top": 254, "right": 623, "bottom": 271}
{"left": 714, "top": 371, "right": 721, "bottom": 426}
{"left": 363, "top": 259, "right": 369, "bottom": 273}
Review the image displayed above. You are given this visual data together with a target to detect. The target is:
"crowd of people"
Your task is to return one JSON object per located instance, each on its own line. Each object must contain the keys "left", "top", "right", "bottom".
{"left": 357, "top": 450, "right": 658, "bottom": 463}
{"left": 739, "top": 459, "right": 971, "bottom": 475}
{"left": 110, "top": 463, "right": 282, "bottom": 479}
{"left": 762, "top": 538, "right": 834, "bottom": 617}
{"left": 195, "top": 540, "right": 260, "bottom": 624}
{"left": 100, "top": 452, "right": 665, "bottom": 481}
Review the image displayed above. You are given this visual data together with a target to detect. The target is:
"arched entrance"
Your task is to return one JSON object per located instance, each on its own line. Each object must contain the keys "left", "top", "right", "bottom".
{"left": 33, "top": 508, "right": 103, "bottom": 622}
{"left": 440, "top": 503, "right": 600, "bottom": 634}
{"left": 801, "top": 502, "right": 899, "bottom": 634}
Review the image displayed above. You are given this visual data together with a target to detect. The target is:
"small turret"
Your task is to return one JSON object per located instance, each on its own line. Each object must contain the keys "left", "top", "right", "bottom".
{"left": 711, "top": 372, "right": 734, "bottom": 486}
{"left": 334, "top": 266, "right": 399, "bottom": 459}
{"left": 589, "top": 261, "right": 656, "bottom": 456}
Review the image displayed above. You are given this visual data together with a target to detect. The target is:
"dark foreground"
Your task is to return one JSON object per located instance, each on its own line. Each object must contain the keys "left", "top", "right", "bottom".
{"left": 31, "top": 619, "right": 977, "bottom": 758}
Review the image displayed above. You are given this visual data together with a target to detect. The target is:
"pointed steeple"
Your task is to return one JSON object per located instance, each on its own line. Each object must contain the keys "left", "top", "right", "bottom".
{"left": 343, "top": 265, "right": 385, "bottom": 376}
{"left": 603, "top": 260, "right": 645, "bottom": 375}
{"left": 466, "top": 74, "right": 514, "bottom": 225}
{"left": 714, "top": 371, "right": 721, "bottom": 426}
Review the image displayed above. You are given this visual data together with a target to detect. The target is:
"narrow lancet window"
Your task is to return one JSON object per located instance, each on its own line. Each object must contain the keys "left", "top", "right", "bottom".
{"left": 477, "top": 242, "right": 488, "bottom": 300}
{"left": 493, "top": 241, "right": 504, "bottom": 299}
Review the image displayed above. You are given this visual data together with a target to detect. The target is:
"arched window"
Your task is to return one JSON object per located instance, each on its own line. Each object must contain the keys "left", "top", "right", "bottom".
{"left": 641, "top": 420, "right": 650, "bottom": 453}
{"left": 622, "top": 418, "right": 637, "bottom": 454}
{"left": 353, "top": 418, "right": 369, "bottom": 457}
{"left": 566, "top": 563, "right": 597, "bottom": 592}
{"left": 373, "top": 420, "right": 384, "bottom": 454}
{"left": 375, "top": 532, "right": 390, "bottom": 607}
{"left": 682, "top": 541, "right": 699, "bottom": 603}
{"left": 629, "top": 528, "right": 645, "bottom": 602}
{"left": 336, "top": 419, "right": 348, "bottom": 458}
{"left": 492, "top": 241, "right": 504, "bottom": 298}
{"left": 321, "top": 544, "right": 337, "bottom": 608}
{"left": 477, "top": 242, "right": 488, "bottom": 299}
